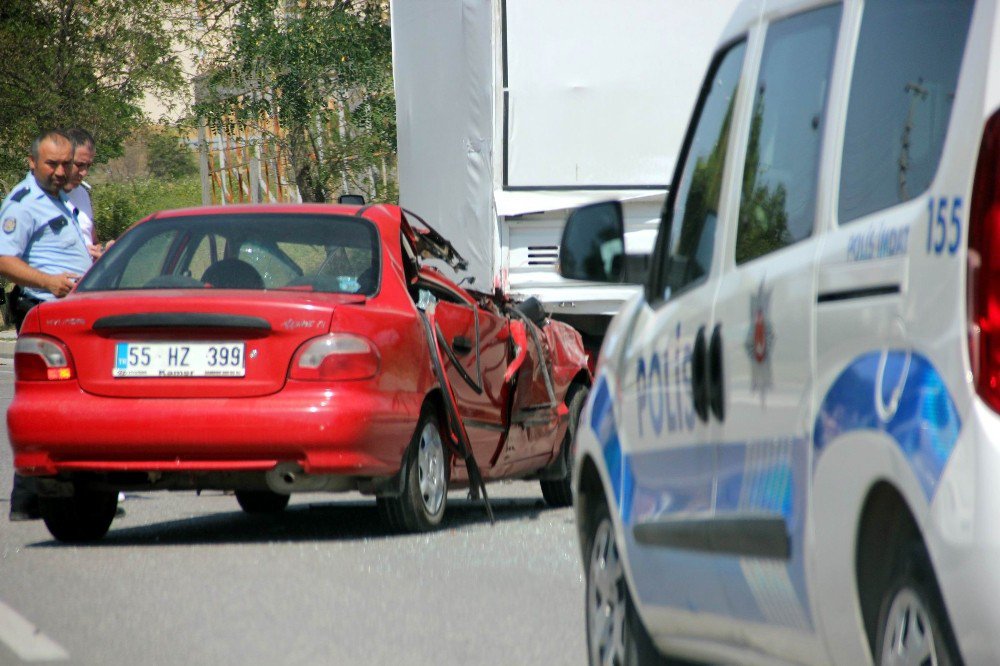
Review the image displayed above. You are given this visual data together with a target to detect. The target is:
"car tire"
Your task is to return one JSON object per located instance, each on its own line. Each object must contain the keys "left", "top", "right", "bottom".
{"left": 40, "top": 488, "right": 118, "bottom": 543}
{"left": 235, "top": 490, "right": 290, "bottom": 514}
{"left": 541, "top": 383, "right": 589, "bottom": 508}
{"left": 875, "top": 544, "right": 961, "bottom": 666}
{"left": 379, "top": 405, "right": 449, "bottom": 532}
{"left": 586, "top": 500, "right": 666, "bottom": 666}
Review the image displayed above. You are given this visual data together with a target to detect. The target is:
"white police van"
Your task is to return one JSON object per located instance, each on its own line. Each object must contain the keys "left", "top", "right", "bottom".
{"left": 559, "top": 0, "right": 998, "bottom": 663}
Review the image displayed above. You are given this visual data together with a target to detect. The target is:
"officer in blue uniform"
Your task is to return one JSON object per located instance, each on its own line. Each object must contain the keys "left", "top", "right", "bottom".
{"left": 0, "top": 129, "right": 92, "bottom": 521}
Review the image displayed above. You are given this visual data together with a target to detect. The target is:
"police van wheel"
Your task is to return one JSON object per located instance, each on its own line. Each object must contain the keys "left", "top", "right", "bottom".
{"left": 40, "top": 488, "right": 118, "bottom": 543}
{"left": 876, "top": 545, "right": 960, "bottom": 666}
{"left": 380, "top": 406, "right": 448, "bottom": 532}
{"left": 541, "top": 383, "right": 589, "bottom": 508}
{"left": 235, "top": 490, "right": 290, "bottom": 513}
{"left": 586, "top": 501, "right": 665, "bottom": 665}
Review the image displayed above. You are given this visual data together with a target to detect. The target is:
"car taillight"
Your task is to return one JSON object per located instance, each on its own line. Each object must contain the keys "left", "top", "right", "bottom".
{"left": 968, "top": 110, "right": 1000, "bottom": 412}
{"left": 14, "top": 336, "right": 75, "bottom": 381}
{"left": 289, "top": 333, "right": 380, "bottom": 381}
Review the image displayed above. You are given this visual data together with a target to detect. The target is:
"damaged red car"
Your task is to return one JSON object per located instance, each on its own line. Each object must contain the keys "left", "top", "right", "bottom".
{"left": 8, "top": 203, "right": 590, "bottom": 542}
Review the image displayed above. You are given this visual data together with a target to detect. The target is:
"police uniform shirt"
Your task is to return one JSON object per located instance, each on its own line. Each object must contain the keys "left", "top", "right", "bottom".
{"left": 0, "top": 173, "right": 92, "bottom": 302}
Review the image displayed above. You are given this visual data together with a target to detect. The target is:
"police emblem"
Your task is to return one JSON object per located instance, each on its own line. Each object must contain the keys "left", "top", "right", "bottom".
{"left": 744, "top": 279, "right": 775, "bottom": 404}
{"left": 2, "top": 218, "right": 15, "bottom": 234}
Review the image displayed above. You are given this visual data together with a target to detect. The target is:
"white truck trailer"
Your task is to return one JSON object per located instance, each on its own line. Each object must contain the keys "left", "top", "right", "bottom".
{"left": 390, "top": 0, "right": 738, "bottom": 350}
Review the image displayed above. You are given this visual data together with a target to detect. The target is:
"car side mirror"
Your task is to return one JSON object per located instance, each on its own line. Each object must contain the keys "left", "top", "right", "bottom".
{"left": 558, "top": 201, "right": 626, "bottom": 283}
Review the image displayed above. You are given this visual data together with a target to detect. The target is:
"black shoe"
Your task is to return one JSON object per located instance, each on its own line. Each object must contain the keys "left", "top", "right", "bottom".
{"left": 9, "top": 507, "right": 41, "bottom": 521}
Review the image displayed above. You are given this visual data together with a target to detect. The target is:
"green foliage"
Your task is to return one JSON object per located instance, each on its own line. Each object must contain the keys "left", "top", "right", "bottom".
{"left": 147, "top": 131, "right": 199, "bottom": 180}
{"left": 0, "top": 0, "right": 188, "bottom": 187}
{"left": 736, "top": 97, "right": 791, "bottom": 265}
{"left": 91, "top": 176, "right": 201, "bottom": 241}
{"left": 195, "top": 0, "right": 395, "bottom": 203}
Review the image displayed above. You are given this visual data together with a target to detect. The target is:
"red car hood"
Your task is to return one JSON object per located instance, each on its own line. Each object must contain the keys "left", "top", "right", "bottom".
{"left": 24, "top": 290, "right": 364, "bottom": 398}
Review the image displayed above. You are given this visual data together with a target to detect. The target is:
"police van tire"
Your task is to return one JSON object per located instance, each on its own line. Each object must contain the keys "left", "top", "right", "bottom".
{"left": 586, "top": 500, "right": 666, "bottom": 665}
{"left": 875, "top": 544, "right": 961, "bottom": 666}
{"left": 40, "top": 488, "right": 118, "bottom": 543}
{"left": 541, "top": 383, "right": 589, "bottom": 508}
{"left": 235, "top": 489, "right": 290, "bottom": 514}
{"left": 381, "top": 406, "right": 449, "bottom": 532}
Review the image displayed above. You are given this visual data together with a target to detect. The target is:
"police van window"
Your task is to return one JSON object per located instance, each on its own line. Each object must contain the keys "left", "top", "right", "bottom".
{"left": 659, "top": 40, "right": 746, "bottom": 299}
{"left": 838, "top": 0, "right": 974, "bottom": 224}
{"left": 735, "top": 5, "right": 841, "bottom": 265}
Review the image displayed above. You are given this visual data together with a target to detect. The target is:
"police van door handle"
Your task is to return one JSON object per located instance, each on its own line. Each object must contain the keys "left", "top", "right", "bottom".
{"left": 691, "top": 326, "right": 710, "bottom": 423}
{"left": 708, "top": 324, "right": 725, "bottom": 422}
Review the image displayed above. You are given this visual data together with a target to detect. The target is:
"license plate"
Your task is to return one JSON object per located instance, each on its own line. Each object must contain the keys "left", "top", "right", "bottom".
{"left": 113, "top": 342, "right": 246, "bottom": 377}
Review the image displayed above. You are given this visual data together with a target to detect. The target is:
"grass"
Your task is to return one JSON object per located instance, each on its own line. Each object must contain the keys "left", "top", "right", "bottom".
{"left": 92, "top": 175, "right": 203, "bottom": 241}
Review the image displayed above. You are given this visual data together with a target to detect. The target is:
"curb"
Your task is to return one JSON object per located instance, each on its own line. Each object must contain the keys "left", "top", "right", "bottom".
{"left": 0, "top": 330, "right": 13, "bottom": 360}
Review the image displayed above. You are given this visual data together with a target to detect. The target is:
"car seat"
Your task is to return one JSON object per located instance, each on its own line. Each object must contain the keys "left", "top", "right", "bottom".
{"left": 201, "top": 259, "right": 264, "bottom": 289}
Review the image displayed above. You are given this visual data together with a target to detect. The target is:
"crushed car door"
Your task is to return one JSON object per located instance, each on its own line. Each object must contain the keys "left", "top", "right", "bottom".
{"left": 430, "top": 292, "right": 509, "bottom": 469}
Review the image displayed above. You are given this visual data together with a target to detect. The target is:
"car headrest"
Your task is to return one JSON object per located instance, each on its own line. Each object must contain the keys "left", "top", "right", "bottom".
{"left": 201, "top": 259, "right": 264, "bottom": 289}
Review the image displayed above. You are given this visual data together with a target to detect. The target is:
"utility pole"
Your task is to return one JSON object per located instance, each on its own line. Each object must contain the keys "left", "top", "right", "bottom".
{"left": 899, "top": 78, "right": 928, "bottom": 201}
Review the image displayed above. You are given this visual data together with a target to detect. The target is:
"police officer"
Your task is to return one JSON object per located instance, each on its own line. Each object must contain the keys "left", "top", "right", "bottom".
{"left": 64, "top": 128, "right": 100, "bottom": 254}
{"left": 0, "top": 129, "right": 92, "bottom": 521}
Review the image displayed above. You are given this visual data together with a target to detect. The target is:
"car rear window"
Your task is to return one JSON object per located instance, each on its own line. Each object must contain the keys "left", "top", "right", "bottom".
{"left": 78, "top": 213, "right": 381, "bottom": 295}
{"left": 838, "top": 0, "right": 974, "bottom": 224}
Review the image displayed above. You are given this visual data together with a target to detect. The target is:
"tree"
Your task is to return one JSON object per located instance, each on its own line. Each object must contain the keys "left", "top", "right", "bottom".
{"left": 148, "top": 129, "right": 199, "bottom": 179}
{"left": 0, "top": 0, "right": 188, "bottom": 192}
{"left": 194, "top": 0, "right": 395, "bottom": 203}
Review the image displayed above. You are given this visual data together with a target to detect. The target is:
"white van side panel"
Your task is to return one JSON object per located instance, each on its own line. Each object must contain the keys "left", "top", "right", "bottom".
{"left": 810, "top": 0, "right": 999, "bottom": 662}
{"left": 574, "top": 0, "right": 1000, "bottom": 663}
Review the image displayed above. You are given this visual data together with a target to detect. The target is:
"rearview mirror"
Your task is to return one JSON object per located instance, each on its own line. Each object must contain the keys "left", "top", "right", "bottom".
{"left": 338, "top": 194, "right": 366, "bottom": 205}
{"left": 558, "top": 201, "right": 625, "bottom": 283}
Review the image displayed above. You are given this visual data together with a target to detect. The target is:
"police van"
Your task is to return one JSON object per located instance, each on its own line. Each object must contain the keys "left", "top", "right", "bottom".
{"left": 559, "top": 0, "right": 998, "bottom": 663}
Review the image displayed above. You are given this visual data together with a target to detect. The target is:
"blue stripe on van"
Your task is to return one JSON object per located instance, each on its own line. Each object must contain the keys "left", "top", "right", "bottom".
{"left": 814, "top": 350, "right": 960, "bottom": 499}
{"left": 584, "top": 352, "right": 959, "bottom": 630}
{"left": 623, "top": 439, "right": 812, "bottom": 630}
{"left": 591, "top": 376, "right": 635, "bottom": 524}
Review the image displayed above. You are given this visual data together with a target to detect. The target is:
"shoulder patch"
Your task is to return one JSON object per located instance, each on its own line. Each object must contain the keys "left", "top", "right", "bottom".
{"left": 2, "top": 218, "right": 15, "bottom": 234}
{"left": 47, "top": 216, "right": 67, "bottom": 233}
{"left": 10, "top": 188, "right": 29, "bottom": 203}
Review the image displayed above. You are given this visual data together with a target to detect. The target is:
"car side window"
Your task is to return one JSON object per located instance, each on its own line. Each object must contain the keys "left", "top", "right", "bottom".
{"left": 657, "top": 40, "right": 747, "bottom": 300}
{"left": 838, "top": 0, "right": 974, "bottom": 223}
{"left": 735, "top": 4, "right": 841, "bottom": 264}
{"left": 186, "top": 233, "right": 223, "bottom": 280}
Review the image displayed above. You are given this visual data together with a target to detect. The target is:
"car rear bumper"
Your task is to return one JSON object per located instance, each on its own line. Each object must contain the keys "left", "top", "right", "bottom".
{"left": 8, "top": 380, "right": 423, "bottom": 478}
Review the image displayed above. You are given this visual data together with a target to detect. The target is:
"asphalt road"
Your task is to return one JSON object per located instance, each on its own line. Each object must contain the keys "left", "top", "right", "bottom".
{"left": 0, "top": 363, "right": 588, "bottom": 665}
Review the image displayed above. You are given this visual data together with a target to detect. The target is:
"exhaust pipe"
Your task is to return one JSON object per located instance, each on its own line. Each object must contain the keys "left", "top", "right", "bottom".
{"left": 265, "top": 462, "right": 355, "bottom": 494}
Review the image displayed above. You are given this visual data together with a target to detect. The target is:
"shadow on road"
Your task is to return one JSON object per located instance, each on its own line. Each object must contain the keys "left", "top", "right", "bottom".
{"left": 28, "top": 494, "right": 558, "bottom": 548}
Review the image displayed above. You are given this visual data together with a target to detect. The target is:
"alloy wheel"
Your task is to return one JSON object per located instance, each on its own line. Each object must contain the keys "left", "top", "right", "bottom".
{"left": 416, "top": 420, "right": 446, "bottom": 515}
{"left": 588, "top": 517, "right": 626, "bottom": 665}
{"left": 880, "top": 587, "right": 940, "bottom": 666}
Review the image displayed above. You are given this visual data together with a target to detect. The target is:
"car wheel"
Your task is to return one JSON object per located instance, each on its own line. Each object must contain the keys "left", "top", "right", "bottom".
{"left": 235, "top": 490, "right": 290, "bottom": 514}
{"left": 40, "top": 488, "right": 118, "bottom": 543}
{"left": 586, "top": 501, "right": 664, "bottom": 666}
{"left": 876, "top": 545, "right": 960, "bottom": 666}
{"left": 541, "top": 383, "right": 589, "bottom": 508}
{"left": 379, "top": 405, "right": 449, "bottom": 532}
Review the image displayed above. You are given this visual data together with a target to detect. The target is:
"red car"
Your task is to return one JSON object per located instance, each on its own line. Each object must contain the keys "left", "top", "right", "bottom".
{"left": 9, "top": 204, "right": 590, "bottom": 542}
